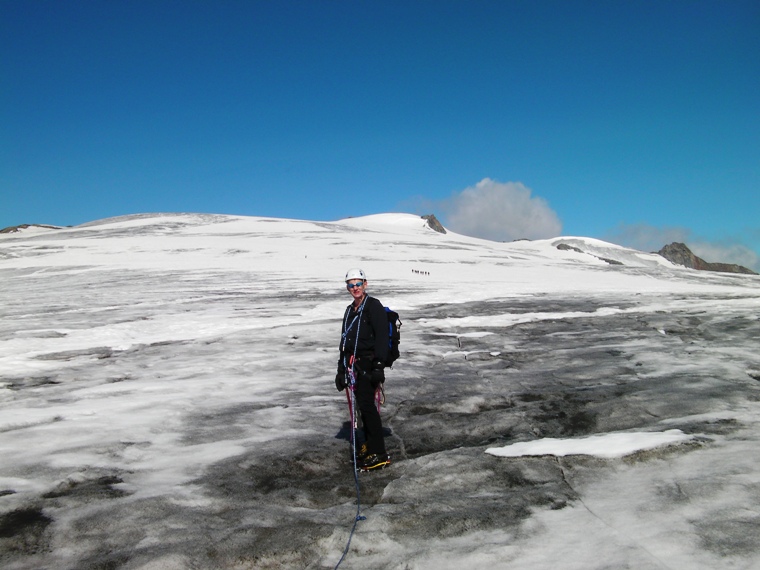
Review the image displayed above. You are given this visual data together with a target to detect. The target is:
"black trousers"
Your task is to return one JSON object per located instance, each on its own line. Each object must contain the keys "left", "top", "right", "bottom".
{"left": 351, "top": 359, "right": 386, "bottom": 456}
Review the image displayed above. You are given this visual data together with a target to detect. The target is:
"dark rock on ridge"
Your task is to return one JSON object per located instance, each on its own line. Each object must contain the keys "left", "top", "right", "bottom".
{"left": 556, "top": 243, "right": 583, "bottom": 254}
{"left": 422, "top": 214, "right": 447, "bottom": 234}
{"left": 658, "top": 242, "right": 757, "bottom": 275}
{"left": 0, "top": 224, "right": 62, "bottom": 234}
{"left": 556, "top": 243, "right": 624, "bottom": 265}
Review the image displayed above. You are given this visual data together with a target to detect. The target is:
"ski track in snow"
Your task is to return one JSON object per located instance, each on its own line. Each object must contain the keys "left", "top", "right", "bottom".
{"left": 1, "top": 213, "right": 760, "bottom": 569}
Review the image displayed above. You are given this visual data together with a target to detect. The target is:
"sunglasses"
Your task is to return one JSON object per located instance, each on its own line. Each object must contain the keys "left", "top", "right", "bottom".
{"left": 346, "top": 280, "right": 364, "bottom": 289}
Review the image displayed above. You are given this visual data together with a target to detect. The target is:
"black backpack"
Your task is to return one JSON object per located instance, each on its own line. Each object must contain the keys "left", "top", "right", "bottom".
{"left": 384, "top": 307, "right": 402, "bottom": 368}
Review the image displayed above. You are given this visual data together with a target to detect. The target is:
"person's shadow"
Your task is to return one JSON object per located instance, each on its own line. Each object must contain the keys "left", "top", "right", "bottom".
{"left": 335, "top": 421, "right": 355, "bottom": 442}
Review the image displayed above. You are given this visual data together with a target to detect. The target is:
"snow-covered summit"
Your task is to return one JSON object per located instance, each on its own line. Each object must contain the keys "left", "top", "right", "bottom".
{"left": 333, "top": 212, "right": 447, "bottom": 235}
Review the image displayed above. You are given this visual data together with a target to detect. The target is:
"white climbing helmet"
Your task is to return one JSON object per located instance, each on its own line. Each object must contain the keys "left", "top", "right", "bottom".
{"left": 345, "top": 267, "right": 366, "bottom": 282}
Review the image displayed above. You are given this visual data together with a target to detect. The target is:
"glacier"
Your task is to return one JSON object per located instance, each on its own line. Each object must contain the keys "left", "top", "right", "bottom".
{"left": 1, "top": 213, "right": 760, "bottom": 569}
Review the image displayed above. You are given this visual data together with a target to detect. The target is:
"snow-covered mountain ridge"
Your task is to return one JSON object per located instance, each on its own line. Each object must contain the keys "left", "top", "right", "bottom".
{"left": 2, "top": 212, "right": 755, "bottom": 290}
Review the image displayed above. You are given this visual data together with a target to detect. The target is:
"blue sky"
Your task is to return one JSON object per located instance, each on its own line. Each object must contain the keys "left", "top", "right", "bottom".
{"left": 3, "top": 1, "right": 759, "bottom": 268}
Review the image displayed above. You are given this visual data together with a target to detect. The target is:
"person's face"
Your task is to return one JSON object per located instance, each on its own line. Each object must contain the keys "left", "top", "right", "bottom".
{"left": 346, "top": 279, "right": 366, "bottom": 301}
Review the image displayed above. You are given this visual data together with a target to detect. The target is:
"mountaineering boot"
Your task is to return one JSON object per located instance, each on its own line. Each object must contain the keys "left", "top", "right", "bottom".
{"left": 359, "top": 453, "right": 391, "bottom": 472}
{"left": 348, "top": 443, "right": 369, "bottom": 464}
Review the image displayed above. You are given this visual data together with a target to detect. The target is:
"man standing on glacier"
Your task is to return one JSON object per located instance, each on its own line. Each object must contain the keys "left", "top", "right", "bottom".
{"left": 335, "top": 268, "right": 390, "bottom": 471}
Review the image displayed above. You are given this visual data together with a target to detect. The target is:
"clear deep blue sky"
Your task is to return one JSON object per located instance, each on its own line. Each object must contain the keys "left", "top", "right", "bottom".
{"left": 2, "top": 1, "right": 759, "bottom": 265}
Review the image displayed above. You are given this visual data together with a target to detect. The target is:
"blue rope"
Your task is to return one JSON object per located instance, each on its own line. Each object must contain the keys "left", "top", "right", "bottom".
{"left": 335, "top": 298, "right": 367, "bottom": 569}
{"left": 334, "top": 380, "right": 366, "bottom": 570}
{"left": 341, "top": 296, "right": 367, "bottom": 362}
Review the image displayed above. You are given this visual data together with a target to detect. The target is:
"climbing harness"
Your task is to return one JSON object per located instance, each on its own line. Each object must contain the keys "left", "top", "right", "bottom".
{"left": 342, "top": 295, "right": 386, "bottom": 413}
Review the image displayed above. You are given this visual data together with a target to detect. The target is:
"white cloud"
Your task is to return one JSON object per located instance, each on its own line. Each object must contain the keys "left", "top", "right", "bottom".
{"left": 604, "top": 224, "right": 692, "bottom": 254}
{"left": 605, "top": 223, "right": 760, "bottom": 272}
{"left": 689, "top": 242, "right": 760, "bottom": 271}
{"left": 437, "top": 179, "right": 562, "bottom": 241}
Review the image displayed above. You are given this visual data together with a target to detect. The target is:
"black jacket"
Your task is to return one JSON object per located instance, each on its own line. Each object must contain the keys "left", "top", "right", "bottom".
{"left": 339, "top": 296, "right": 388, "bottom": 367}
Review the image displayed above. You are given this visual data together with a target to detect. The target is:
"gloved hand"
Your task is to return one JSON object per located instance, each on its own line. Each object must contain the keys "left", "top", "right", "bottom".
{"left": 335, "top": 371, "right": 347, "bottom": 392}
{"left": 335, "top": 358, "right": 347, "bottom": 391}
{"left": 370, "top": 360, "right": 385, "bottom": 387}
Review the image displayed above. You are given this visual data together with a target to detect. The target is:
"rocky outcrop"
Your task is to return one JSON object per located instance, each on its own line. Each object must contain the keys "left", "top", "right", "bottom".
{"left": 422, "top": 214, "right": 446, "bottom": 234}
{"left": 556, "top": 243, "right": 623, "bottom": 265}
{"left": 556, "top": 243, "right": 583, "bottom": 254}
{"left": 0, "top": 224, "right": 62, "bottom": 234}
{"left": 658, "top": 242, "right": 757, "bottom": 275}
